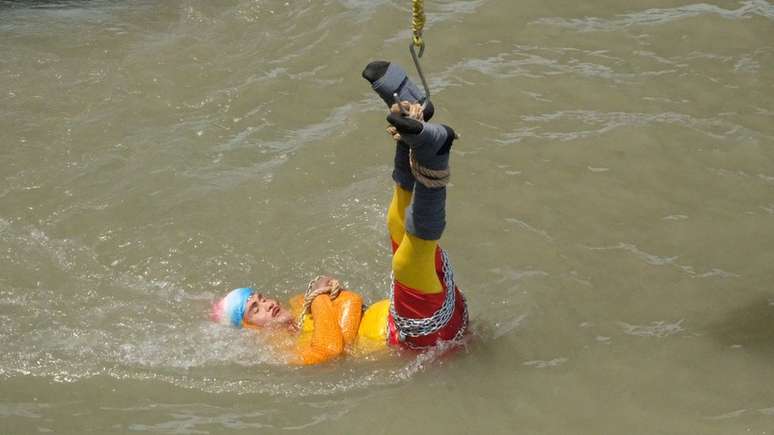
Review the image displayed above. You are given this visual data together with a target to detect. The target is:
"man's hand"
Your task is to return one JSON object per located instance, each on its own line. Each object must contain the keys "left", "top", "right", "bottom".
{"left": 386, "top": 101, "right": 424, "bottom": 141}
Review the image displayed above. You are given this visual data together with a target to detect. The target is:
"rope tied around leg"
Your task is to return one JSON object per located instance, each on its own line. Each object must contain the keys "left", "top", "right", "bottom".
{"left": 388, "top": 101, "right": 450, "bottom": 188}
{"left": 296, "top": 276, "right": 343, "bottom": 330}
{"left": 409, "top": 148, "right": 450, "bottom": 188}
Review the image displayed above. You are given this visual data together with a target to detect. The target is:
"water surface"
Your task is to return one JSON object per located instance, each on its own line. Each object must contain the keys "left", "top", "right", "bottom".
{"left": 1, "top": 0, "right": 773, "bottom": 433}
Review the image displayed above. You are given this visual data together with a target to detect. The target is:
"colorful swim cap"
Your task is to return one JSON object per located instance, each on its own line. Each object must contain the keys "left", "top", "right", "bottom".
{"left": 211, "top": 287, "right": 255, "bottom": 327}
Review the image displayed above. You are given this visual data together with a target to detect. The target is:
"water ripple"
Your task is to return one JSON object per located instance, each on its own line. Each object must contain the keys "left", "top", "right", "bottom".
{"left": 523, "top": 357, "right": 568, "bottom": 368}
{"left": 582, "top": 242, "right": 739, "bottom": 279}
{"left": 0, "top": 402, "right": 49, "bottom": 418}
{"left": 619, "top": 320, "right": 685, "bottom": 337}
{"left": 504, "top": 217, "right": 554, "bottom": 242}
{"left": 497, "top": 110, "right": 768, "bottom": 145}
{"left": 533, "top": 1, "right": 774, "bottom": 32}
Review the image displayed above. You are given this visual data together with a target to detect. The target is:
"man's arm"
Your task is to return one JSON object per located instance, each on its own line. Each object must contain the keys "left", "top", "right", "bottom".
{"left": 333, "top": 290, "right": 363, "bottom": 346}
{"left": 294, "top": 295, "right": 344, "bottom": 365}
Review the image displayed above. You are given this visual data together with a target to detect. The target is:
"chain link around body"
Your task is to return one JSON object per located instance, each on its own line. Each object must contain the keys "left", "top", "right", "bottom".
{"left": 296, "top": 276, "right": 342, "bottom": 330}
{"left": 388, "top": 249, "right": 465, "bottom": 342}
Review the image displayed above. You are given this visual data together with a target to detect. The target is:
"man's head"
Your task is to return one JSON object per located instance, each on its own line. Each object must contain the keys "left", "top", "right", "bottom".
{"left": 211, "top": 287, "right": 293, "bottom": 329}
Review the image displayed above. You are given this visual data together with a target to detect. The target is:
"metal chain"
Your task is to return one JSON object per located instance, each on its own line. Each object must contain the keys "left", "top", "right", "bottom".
{"left": 388, "top": 249, "right": 467, "bottom": 342}
{"left": 452, "top": 291, "right": 468, "bottom": 342}
{"left": 399, "top": 291, "right": 468, "bottom": 351}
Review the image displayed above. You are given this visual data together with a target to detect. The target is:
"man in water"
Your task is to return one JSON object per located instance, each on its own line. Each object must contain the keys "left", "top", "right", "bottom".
{"left": 211, "top": 61, "right": 468, "bottom": 364}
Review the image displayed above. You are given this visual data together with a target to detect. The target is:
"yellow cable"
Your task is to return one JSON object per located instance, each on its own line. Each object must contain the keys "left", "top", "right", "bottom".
{"left": 411, "top": 0, "right": 425, "bottom": 49}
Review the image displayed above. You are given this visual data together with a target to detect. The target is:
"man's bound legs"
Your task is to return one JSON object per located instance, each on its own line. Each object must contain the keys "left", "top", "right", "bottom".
{"left": 364, "top": 60, "right": 467, "bottom": 347}
{"left": 363, "top": 61, "right": 447, "bottom": 295}
{"left": 392, "top": 117, "right": 455, "bottom": 295}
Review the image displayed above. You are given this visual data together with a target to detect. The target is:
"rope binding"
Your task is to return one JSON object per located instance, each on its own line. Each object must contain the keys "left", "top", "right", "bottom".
{"left": 296, "top": 276, "right": 343, "bottom": 330}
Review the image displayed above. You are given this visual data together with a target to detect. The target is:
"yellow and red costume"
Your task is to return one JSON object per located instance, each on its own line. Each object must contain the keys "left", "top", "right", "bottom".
{"left": 288, "top": 185, "right": 467, "bottom": 365}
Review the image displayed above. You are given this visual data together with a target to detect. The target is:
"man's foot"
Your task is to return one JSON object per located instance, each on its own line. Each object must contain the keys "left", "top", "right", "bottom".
{"left": 386, "top": 112, "right": 456, "bottom": 173}
{"left": 362, "top": 61, "right": 434, "bottom": 121}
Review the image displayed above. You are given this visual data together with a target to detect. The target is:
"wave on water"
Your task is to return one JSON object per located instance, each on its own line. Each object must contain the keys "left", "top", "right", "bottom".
{"left": 581, "top": 242, "right": 740, "bottom": 279}
{"left": 495, "top": 110, "right": 770, "bottom": 145}
{"left": 533, "top": 0, "right": 774, "bottom": 32}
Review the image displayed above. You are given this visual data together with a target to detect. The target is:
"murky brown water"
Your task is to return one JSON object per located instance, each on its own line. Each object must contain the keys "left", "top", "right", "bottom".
{"left": 1, "top": 0, "right": 773, "bottom": 433}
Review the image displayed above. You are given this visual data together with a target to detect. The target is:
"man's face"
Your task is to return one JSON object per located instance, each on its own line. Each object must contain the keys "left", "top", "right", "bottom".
{"left": 242, "top": 293, "right": 293, "bottom": 328}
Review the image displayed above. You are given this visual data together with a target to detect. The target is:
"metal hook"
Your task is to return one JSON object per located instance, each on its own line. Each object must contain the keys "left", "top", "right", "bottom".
{"left": 409, "top": 43, "right": 431, "bottom": 110}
